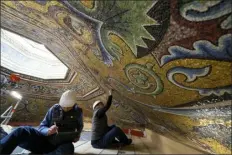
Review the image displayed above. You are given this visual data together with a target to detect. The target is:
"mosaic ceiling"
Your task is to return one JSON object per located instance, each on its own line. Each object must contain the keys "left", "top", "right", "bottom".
{"left": 0, "top": 0, "right": 231, "bottom": 154}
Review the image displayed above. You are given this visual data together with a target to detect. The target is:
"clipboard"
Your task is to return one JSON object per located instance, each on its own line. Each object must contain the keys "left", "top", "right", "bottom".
{"left": 47, "top": 131, "right": 80, "bottom": 145}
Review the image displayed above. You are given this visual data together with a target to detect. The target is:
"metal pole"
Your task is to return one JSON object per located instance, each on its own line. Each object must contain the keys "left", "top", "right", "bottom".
{"left": 1, "top": 90, "right": 22, "bottom": 125}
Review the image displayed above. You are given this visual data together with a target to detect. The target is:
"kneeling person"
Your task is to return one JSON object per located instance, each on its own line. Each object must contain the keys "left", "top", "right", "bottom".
{"left": 91, "top": 89, "right": 132, "bottom": 149}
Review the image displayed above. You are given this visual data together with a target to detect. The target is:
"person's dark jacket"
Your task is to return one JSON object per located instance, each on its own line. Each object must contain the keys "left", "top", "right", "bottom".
{"left": 38, "top": 104, "right": 83, "bottom": 136}
{"left": 91, "top": 95, "right": 112, "bottom": 141}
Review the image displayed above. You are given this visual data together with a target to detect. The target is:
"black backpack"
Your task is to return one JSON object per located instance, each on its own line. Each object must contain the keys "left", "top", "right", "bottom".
{"left": 51, "top": 104, "right": 83, "bottom": 132}
{"left": 48, "top": 104, "right": 83, "bottom": 145}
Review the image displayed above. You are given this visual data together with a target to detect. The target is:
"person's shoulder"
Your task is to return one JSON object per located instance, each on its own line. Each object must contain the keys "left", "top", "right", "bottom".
{"left": 93, "top": 108, "right": 100, "bottom": 114}
{"left": 51, "top": 103, "right": 60, "bottom": 108}
{"left": 50, "top": 104, "right": 60, "bottom": 110}
{"left": 74, "top": 104, "right": 83, "bottom": 113}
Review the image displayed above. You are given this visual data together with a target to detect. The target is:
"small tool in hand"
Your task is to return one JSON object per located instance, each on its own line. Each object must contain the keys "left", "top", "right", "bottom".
{"left": 54, "top": 122, "right": 58, "bottom": 134}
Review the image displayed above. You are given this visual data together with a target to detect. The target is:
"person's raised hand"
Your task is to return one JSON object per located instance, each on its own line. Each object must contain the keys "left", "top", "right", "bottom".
{"left": 47, "top": 125, "right": 58, "bottom": 136}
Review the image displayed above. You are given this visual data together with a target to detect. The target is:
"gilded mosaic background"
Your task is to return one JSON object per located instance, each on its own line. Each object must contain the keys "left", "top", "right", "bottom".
{"left": 0, "top": 0, "right": 231, "bottom": 154}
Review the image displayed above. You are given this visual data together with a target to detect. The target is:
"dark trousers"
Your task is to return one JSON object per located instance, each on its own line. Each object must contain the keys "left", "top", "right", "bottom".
{"left": 91, "top": 125, "right": 129, "bottom": 149}
{"left": 0, "top": 126, "right": 74, "bottom": 155}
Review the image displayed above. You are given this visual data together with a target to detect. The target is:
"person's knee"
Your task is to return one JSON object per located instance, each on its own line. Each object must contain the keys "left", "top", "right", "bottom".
{"left": 13, "top": 127, "right": 29, "bottom": 136}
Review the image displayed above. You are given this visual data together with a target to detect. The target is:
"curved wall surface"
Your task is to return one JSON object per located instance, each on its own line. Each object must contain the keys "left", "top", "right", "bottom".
{"left": 0, "top": 0, "right": 231, "bottom": 154}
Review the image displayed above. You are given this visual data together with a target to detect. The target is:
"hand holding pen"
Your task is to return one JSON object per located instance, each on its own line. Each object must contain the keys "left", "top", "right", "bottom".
{"left": 48, "top": 122, "right": 58, "bottom": 136}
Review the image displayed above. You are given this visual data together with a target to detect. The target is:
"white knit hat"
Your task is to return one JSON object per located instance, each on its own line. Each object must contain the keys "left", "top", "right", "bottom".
{"left": 93, "top": 100, "right": 102, "bottom": 110}
{"left": 59, "top": 90, "right": 76, "bottom": 107}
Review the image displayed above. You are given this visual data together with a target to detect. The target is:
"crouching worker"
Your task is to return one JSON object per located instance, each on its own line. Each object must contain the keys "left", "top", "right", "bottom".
{"left": 0, "top": 90, "right": 83, "bottom": 155}
{"left": 91, "top": 89, "right": 132, "bottom": 149}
